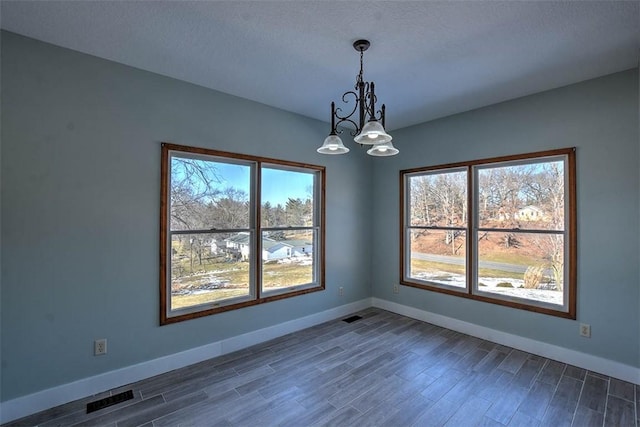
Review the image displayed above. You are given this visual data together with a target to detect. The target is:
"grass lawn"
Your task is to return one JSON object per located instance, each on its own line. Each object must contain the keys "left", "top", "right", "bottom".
{"left": 410, "top": 259, "right": 523, "bottom": 280}
{"left": 171, "top": 259, "right": 313, "bottom": 309}
{"left": 477, "top": 252, "right": 543, "bottom": 266}
{"left": 172, "top": 288, "right": 249, "bottom": 309}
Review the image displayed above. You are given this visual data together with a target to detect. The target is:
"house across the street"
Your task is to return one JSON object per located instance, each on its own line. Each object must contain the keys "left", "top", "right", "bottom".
{"left": 224, "top": 233, "right": 312, "bottom": 262}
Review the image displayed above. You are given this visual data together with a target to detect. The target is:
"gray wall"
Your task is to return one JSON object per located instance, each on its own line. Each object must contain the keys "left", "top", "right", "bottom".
{"left": 0, "top": 32, "right": 373, "bottom": 401}
{"left": 371, "top": 69, "right": 639, "bottom": 367}
{"left": 2, "top": 30, "right": 638, "bottom": 404}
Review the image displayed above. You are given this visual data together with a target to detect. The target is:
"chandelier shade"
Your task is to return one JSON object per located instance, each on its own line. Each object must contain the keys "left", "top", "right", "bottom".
{"left": 317, "top": 39, "right": 397, "bottom": 157}
{"left": 317, "top": 133, "right": 350, "bottom": 154}
{"left": 353, "top": 119, "right": 392, "bottom": 145}
{"left": 366, "top": 140, "right": 399, "bottom": 157}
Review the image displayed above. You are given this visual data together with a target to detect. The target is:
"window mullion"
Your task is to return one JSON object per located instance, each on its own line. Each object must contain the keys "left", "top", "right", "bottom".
{"left": 254, "top": 161, "right": 262, "bottom": 300}
{"left": 261, "top": 226, "right": 317, "bottom": 232}
{"left": 409, "top": 225, "right": 467, "bottom": 231}
{"left": 476, "top": 228, "right": 564, "bottom": 235}
{"left": 171, "top": 228, "right": 251, "bottom": 235}
{"left": 467, "top": 165, "right": 474, "bottom": 296}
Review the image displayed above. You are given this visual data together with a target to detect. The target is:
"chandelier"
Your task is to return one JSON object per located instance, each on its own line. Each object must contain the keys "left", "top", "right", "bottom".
{"left": 317, "top": 39, "right": 398, "bottom": 157}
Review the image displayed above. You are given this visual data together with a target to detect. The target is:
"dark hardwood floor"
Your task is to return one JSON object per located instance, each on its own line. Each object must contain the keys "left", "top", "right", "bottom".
{"left": 5, "top": 308, "right": 638, "bottom": 426}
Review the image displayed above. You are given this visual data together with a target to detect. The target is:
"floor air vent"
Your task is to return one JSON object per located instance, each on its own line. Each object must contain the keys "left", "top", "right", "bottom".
{"left": 342, "top": 315, "right": 363, "bottom": 323}
{"left": 86, "top": 389, "right": 134, "bottom": 413}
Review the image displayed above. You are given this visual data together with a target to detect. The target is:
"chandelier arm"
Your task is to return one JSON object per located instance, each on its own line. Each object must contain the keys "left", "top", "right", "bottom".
{"left": 358, "top": 81, "right": 367, "bottom": 131}
{"left": 333, "top": 99, "right": 361, "bottom": 137}
{"left": 368, "top": 82, "right": 378, "bottom": 121}
{"left": 329, "top": 101, "right": 338, "bottom": 134}
{"left": 333, "top": 91, "right": 360, "bottom": 121}
{"left": 363, "top": 83, "right": 389, "bottom": 122}
{"left": 334, "top": 118, "right": 360, "bottom": 137}
{"left": 362, "top": 91, "right": 374, "bottom": 121}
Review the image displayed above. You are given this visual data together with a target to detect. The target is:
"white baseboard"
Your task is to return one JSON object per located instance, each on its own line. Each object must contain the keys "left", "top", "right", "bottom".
{"left": 0, "top": 298, "right": 372, "bottom": 424}
{"left": 372, "top": 298, "right": 640, "bottom": 385}
{"left": 3, "top": 296, "right": 637, "bottom": 424}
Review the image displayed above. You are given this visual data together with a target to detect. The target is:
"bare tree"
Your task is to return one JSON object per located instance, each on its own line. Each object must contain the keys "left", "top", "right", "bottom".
{"left": 170, "top": 158, "right": 223, "bottom": 230}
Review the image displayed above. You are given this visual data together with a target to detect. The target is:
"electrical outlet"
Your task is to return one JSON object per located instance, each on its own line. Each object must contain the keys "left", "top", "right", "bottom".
{"left": 94, "top": 339, "right": 107, "bottom": 355}
{"left": 393, "top": 284, "right": 399, "bottom": 294}
{"left": 579, "top": 324, "right": 591, "bottom": 338}
{"left": 339, "top": 286, "right": 344, "bottom": 296}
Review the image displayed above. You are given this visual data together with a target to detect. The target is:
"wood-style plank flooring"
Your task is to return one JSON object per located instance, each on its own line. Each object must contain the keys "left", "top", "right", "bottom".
{"left": 5, "top": 308, "right": 639, "bottom": 426}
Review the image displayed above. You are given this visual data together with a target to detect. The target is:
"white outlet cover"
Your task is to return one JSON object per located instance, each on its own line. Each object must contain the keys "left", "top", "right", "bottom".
{"left": 94, "top": 339, "right": 107, "bottom": 355}
{"left": 579, "top": 324, "right": 591, "bottom": 338}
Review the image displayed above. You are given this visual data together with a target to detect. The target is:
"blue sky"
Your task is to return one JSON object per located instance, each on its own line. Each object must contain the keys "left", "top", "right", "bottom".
{"left": 261, "top": 167, "right": 313, "bottom": 206}
{"left": 173, "top": 157, "right": 312, "bottom": 206}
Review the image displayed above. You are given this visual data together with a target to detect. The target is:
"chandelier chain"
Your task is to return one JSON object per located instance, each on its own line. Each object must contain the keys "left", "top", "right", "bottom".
{"left": 356, "top": 49, "right": 365, "bottom": 86}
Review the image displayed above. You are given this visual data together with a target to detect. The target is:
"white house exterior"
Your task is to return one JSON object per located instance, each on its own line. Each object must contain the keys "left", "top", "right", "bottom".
{"left": 225, "top": 233, "right": 313, "bottom": 262}
{"left": 262, "top": 241, "right": 293, "bottom": 261}
{"left": 224, "top": 233, "right": 253, "bottom": 261}
{"left": 285, "top": 239, "right": 313, "bottom": 257}
{"left": 516, "top": 205, "right": 545, "bottom": 221}
{"left": 209, "top": 239, "right": 219, "bottom": 254}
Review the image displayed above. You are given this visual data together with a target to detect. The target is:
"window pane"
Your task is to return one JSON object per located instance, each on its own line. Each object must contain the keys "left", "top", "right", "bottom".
{"left": 408, "top": 170, "right": 467, "bottom": 227}
{"left": 162, "top": 144, "right": 325, "bottom": 324}
{"left": 477, "top": 231, "right": 564, "bottom": 306}
{"left": 170, "top": 155, "right": 251, "bottom": 231}
{"left": 262, "top": 230, "right": 314, "bottom": 292}
{"left": 408, "top": 229, "right": 466, "bottom": 288}
{"left": 262, "top": 167, "right": 315, "bottom": 227}
{"left": 170, "top": 232, "right": 251, "bottom": 310}
{"left": 477, "top": 159, "right": 564, "bottom": 231}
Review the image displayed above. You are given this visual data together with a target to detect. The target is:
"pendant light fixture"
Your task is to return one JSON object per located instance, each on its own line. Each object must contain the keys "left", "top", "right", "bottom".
{"left": 317, "top": 39, "right": 398, "bottom": 156}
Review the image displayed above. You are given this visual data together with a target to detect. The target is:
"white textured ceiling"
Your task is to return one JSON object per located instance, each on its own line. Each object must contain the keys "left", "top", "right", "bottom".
{"left": 1, "top": 1, "right": 638, "bottom": 131}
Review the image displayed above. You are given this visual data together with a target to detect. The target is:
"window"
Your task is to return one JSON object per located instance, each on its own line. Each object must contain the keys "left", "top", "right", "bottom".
{"left": 401, "top": 148, "right": 576, "bottom": 318}
{"left": 161, "top": 143, "right": 325, "bottom": 324}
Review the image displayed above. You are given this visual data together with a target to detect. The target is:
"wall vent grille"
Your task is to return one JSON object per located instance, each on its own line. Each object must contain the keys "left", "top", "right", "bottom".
{"left": 86, "top": 390, "right": 134, "bottom": 413}
{"left": 342, "top": 315, "right": 363, "bottom": 323}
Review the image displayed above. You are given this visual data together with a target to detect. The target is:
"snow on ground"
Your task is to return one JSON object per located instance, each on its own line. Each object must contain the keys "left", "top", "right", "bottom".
{"left": 412, "top": 272, "right": 563, "bottom": 306}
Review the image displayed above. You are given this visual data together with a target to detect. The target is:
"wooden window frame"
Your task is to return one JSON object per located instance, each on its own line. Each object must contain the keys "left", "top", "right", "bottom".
{"left": 160, "top": 143, "right": 325, "bottom": 325}
{"left": 400, "top": 148, "right": 577, "bottom": 319}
